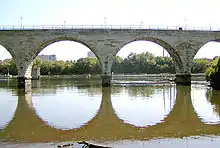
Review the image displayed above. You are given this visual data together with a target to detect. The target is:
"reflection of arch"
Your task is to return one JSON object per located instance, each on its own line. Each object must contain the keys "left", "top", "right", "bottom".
{"left": 33, "top": 88, "right": 102, "bottom": 129}
{"left": 0, "top": 87, "right": 116, "bottom": 141}
{"left": 0, "top": 88, "right": 18, "bottom": 130}
{"left": 1, "top": 86, "right": 220, "bottom": 142}
{"left": 207, "top": 89, "right": 220, "bottom": 116}
{"left": 115, "top": 37, "right": 184, "bottom": 72}
{"left": 192, "top": 86, "right": 220, "bottom": 123}
{"left": 111, "top": 85, "right": 176, "bottom": 127}
{"left": 145, "top": 86, "right": 203, "bottom": 137}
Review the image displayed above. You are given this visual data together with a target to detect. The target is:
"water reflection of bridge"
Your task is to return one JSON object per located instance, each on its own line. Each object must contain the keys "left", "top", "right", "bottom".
{"left": 1, "top": 86, "right": 220, "bottom": 142}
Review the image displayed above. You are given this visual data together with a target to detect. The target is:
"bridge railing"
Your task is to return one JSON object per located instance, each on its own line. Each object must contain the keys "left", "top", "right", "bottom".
{"left": 0, "top": 25, "right": 219, "bottom": 31}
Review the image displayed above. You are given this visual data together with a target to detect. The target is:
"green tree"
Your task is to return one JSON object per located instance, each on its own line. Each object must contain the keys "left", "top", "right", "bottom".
{"left": 8, "top": 59, "right": 17, "bottom": 75}
{"left": 33, "top": 57, "right": 42, "bottom": 68}
{"left": 205, "top": 57, "right": 220, "bottom": 89}
{"left": 62, "top": 61, "right": 75, "bottom": 75}
{"left": 112, "top": 52, "right": 175, "bottom": 74}
{"left": 192, "top": 58, "right": 210, "bottom": 73}
{"left": 40, "top": 60, "right": 53, "bottom": 75}
{"left": 112, "top": 56, "right": 123, "bottom": 73}
{"left": 74, "top": 57, "right": 101, "bottom": 74}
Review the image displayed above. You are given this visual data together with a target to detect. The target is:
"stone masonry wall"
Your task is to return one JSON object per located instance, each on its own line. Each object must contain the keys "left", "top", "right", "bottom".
{"left": 0, "top": 29, "right": 220, "bottom": 79}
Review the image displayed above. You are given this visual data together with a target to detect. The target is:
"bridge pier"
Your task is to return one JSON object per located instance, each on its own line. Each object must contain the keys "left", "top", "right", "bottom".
{"left": 101, "top": 75, "right": 111, "bottom": 87}
{"left": 17, "top": 77, "right": 32, "bottom": 89}
{"left": 175, "top": 74, "right": 191, "bottom": 85}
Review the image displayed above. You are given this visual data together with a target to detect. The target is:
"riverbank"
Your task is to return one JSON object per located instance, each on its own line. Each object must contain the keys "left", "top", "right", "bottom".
{"left": 13, "top": 73, "right": 206, "bottom": 81}
{"left": 1, "top": 73, "right": 206, "bottom": 84}
{"left": 1, "top": 136, "right": 220, "bottom": 148}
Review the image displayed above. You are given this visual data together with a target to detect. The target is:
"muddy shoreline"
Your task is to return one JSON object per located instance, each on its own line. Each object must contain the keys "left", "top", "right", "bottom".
{"left": 1, "top": 136, "right": 220, "bottom": 148}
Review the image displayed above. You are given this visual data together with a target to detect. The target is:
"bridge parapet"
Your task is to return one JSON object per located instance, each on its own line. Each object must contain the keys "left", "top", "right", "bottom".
{"left": 0, "top": 25, "right": 219, "bottom": 31}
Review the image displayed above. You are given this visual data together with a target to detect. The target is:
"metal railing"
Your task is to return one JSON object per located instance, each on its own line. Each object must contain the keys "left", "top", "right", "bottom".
{"left": 0, "top": 25, "right": 219, "bottom": 31}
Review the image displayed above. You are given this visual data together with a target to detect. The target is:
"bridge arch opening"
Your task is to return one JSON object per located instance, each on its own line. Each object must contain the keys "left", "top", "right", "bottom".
{"left": 191, "top": 41, "right": 220, "bottom": 74}
{"left": 0, "top": 46, "right": 18, "bottom": 130}
{"left": 0, "top": 45, "right": 17, "bottom": 76}
{"left": 112, "top": 39, "right": 180, "bottom": 78}
{"left": 32, "top": 39, "right": 101, "bottom": 77}
{"left": 192, "top": 41, "right": 220, "bottom": 124}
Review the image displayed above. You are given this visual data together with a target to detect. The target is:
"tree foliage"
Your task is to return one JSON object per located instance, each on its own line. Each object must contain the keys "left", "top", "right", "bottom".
{"left": 112, "top": 52, "right": 175, "bottom": 74}
{"left": 33, "top": 57, "right": 42, "bottom": 68}
{"left": 0, "top": 59, "right": 17, "bottom": 75}
{"left": 0, "top": 52, "right": 213, "bottom": 76}
{"left": 205, "top": 57, "right": 220, "bottom": 89}
{"left": 39, "top": 58, "right": 101, "bottom": 75}
{"left": 192, "top": 58, "right": 210, "bottom": 73}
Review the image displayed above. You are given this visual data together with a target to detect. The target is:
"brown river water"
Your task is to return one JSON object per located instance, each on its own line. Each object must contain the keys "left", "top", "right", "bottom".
{"left": 0, "top": 78, "right": 220, "bottom": 147}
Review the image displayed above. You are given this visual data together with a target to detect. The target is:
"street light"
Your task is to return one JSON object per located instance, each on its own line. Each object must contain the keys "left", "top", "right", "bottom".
{"left": 7, "top": 66, "right": 9, "bottom": 76}
{"left": 140, "top": 21, "right": 144, "bottom": 29}
{"left": 20, "top": 17, "right": 23, "bottom": 29}
{"left": 104, "top": 17, "right": 106, "bottom": 29}
{"left": 163, "top": 48, "right": 165, "bottom": 57}
{"left": 184, "top": 18, "right": 187, "bottom": 30}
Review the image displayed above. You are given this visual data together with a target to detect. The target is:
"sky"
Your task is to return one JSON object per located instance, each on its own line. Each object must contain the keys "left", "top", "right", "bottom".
{"left": 1, "top": 0, "right": 220, "bottom": 60}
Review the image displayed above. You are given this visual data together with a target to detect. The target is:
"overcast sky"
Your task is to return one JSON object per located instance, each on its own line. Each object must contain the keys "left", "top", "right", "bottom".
{"left": 1, "top": 0, "right": 220, "bottom": 60}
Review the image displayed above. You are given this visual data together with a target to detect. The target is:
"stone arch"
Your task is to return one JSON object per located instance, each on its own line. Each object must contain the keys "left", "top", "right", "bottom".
{"left": 0, "top": 43, "right": 16, "bottom": 60}
{"left": 191, "top": 39, "right": 220, "bottom": 60}
{"left": 34, "top": 36, "right": 101, "bottom": 62}
{"left": 190, "top": 39, "right": 220, "bottom": 74}
{"left": 23, "top": 36, "right": 102, "bottom": 80}
{"left": 0, "top": 43, "right": 19, "bottom": 76}
{"left": 114, "top": 37, "right": 184, "bottom": 74}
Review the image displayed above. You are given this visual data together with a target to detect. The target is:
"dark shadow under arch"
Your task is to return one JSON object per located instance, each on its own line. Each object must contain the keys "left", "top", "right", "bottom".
{"left": 115, "top": 37, "right": 184, "bottom": 73}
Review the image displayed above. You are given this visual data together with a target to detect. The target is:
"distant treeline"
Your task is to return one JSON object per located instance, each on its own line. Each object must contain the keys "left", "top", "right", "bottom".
{"left": 0, "top": 52, "right": 212, "bottom": 75}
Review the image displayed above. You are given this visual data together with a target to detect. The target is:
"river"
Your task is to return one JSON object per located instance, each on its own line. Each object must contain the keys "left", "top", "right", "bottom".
{"left": 0, "top": 78, "right": 220, "bottom": 147}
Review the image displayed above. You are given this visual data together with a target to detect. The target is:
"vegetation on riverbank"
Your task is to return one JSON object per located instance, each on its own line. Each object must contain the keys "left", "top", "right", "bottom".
{"left": 0, "top": 52, "right": 212, "bottom": 76}
{"left": 205, "top": 57, "right": 220, "bottom": 89}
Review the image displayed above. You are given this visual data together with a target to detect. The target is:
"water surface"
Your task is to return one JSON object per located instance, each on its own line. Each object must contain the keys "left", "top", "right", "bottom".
{"left": 0, "top": 78, "right": 220, "bottom": 147}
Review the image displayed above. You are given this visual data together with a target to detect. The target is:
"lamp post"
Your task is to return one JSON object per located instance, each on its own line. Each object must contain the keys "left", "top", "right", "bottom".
{"left": 163, "top": 48, "right": 165, "bottom": 57}
{"left": 140, "top": 21, "right": 144, "bottom": 29}
{"left": 184, "top": 18, "right": 187, "bottom": 30}
{"left": 7, "top": 63, "right": 10, "bottom": 76}
{"left": 20, "top": 17, "right": 23, "bottom": 29}
{"left": 104, "top": 17, "right": 106, "bottom": 29}
{"left": 7, "top": 67, "right": 9, "bottom": 76}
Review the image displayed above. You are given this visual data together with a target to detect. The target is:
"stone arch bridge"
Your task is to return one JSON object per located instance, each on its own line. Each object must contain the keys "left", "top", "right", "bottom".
{"left": 1, "top": 28, "right": 220, "bottom": 87}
